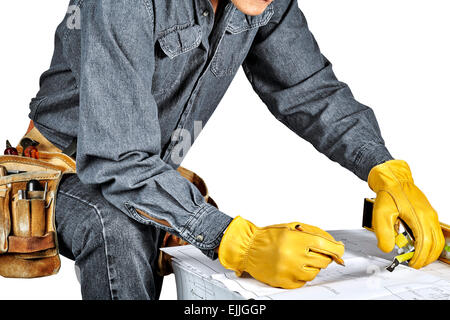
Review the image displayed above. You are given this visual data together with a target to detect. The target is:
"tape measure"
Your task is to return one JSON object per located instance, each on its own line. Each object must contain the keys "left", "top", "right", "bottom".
{"left": 363, "top": 198, "right": 415, "bottom": 272}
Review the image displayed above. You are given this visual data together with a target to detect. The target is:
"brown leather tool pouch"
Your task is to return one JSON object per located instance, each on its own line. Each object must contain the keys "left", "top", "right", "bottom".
{"left": 0, "top": 126, "right": 76, "bottom": 278}
{"left": 2, "top": 121, "right": 216, "bottom": 278}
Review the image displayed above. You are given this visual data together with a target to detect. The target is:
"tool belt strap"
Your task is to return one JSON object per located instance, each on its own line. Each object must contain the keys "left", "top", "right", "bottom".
{"left": 8, "top": 232, "right": 55, "bottom": 254}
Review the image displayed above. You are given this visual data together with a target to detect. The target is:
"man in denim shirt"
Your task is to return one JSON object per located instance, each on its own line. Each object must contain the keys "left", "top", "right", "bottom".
{"left": 28, "top": 0, "right": 445, "bottom": 299}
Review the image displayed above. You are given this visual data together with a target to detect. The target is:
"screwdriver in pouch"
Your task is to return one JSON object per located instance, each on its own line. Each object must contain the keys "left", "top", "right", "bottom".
{"left": 17, "top": 181, "right": 40, "bottom": 200}
{"left": 26, "top": 179, "right": 46, "bottom": 200}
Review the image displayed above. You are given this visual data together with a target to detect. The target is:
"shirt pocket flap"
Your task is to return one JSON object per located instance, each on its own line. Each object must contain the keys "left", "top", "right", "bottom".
{"left": 157, "top": 24, "right": 202, "bottom": 59}
{"left": 226, "top": 4, "right": 274, "bottom": 34}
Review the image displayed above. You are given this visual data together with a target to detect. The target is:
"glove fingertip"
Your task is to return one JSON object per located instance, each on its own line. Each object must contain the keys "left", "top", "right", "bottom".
{"left": 408, "top": 259, "right": 423, "bottom": 270}
{"left": 279, "top": 280, "right": 306, "bottom": 290}
{"left": 377, "top": 236, "right": 396, "bottom": 253}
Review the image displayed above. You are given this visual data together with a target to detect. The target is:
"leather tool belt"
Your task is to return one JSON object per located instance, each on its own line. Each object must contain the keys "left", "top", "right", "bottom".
{"left": 0, "top": 121, "right": 215, "bottom": 278}
{"left": 0, "top": 122, "right": 76, "bottom": 278}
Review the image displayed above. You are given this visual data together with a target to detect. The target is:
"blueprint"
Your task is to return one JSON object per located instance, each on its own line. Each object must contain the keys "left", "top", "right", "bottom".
{"left": 161, "top": 229, "right": 450, "bottom": 300}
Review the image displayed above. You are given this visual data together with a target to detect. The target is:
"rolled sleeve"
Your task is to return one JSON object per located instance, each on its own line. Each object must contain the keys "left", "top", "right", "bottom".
{"left": 243, "top": 0, "right": 394, "bottom": 181}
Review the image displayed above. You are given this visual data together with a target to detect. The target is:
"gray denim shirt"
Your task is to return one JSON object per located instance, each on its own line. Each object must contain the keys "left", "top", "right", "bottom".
{"left": 29, "top": 0, "right": 393, "bottom": 258}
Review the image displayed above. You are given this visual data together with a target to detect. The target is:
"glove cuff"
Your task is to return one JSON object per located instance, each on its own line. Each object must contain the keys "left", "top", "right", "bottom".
{"left": 368, "top": 159, "right": 413, "bottom": 192}
{"left": 218, "top": 216, "right": 258, "bottom": 274}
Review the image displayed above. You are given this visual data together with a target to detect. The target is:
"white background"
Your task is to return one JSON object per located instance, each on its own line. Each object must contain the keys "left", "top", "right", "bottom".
{"left": 0, "top": 0, "right": 449, "bottom": 300}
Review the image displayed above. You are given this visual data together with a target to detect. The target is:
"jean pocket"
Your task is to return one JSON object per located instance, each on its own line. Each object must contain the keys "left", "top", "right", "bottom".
{"left": 152, "top": 23, "right": 202, "bottom": 95}
{"left": 211, "top": 4, "right": 274, "bottom": 78}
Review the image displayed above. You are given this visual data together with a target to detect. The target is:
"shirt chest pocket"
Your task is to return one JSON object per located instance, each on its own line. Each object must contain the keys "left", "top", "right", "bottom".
{"left": 152, "top": 24, "right": 202, "bottom": 95}
{"left": 211, "top": 4, "right": 274, "bottom": 78}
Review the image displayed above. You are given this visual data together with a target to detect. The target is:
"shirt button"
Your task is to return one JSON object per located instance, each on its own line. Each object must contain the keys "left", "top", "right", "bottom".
{"left": 202, "top": 10, "right": 209, "bottom": 17}
{"left": 196, "top": 234, "right": 204, "bottom": 242}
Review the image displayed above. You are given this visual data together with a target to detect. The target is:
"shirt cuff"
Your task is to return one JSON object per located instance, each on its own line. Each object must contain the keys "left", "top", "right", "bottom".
{"left": 125, "top": 199, "right": 232, "bottom": 260}
{"left": 354, "top": 143, "right": 394, "bottom": 181}
{"left": 180, "top": 203, "right": 232, "bottom": 260}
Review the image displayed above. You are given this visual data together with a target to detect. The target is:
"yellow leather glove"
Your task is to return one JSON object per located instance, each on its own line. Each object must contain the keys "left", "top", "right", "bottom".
{"left": 368, "top": 160, "right": 445, "bottom": 269}
{"left": 218, "top": 216, "right": 345, "bottom": 289}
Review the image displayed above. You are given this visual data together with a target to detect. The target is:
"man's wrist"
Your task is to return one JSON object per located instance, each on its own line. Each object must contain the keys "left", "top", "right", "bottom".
{"left": 355, "top": 144, "right": 394, "bottom": 181}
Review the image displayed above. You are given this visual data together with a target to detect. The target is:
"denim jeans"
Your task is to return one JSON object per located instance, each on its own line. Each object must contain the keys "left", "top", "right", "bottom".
{"left": 55, "top": 172, "right": 165, "bottom": 300}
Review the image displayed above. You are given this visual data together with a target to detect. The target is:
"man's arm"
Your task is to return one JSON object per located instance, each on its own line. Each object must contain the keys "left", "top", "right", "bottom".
{"left": 76, "top": 0, "right": 231, "bottom": 258}
{"left": 242, "top": 0, "right": 393, "bottom": 180}
{"left": 242, "top": 0, "right": 444, "bottom": 268}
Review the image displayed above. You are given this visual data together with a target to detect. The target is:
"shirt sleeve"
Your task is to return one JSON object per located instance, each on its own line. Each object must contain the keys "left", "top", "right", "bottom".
{"left": 76, "top": 0, "right": 231, "bottom": 258}
{"left": 242, "top": 0, "right": 394, "bottom": 181}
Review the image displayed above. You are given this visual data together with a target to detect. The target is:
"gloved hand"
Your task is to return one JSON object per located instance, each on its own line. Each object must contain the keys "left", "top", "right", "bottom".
{"left": 218, "top": 216, "right": 345, "bottom": 289}
{"left": 368, "top": 160, "right": 445, "bottom": 269}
